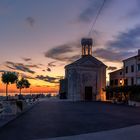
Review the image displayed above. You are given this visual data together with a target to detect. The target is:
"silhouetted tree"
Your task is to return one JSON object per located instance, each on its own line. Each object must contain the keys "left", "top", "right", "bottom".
{"left": 1, "top": 72, "right": 18, "bottom": 100}
{"left": 16, "top": 78, "right": 30, "bottom": 95}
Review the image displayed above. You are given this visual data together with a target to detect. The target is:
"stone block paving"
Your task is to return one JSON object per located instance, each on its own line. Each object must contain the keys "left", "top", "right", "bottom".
{"left": 0, "top": 100, "right": 140, "bottom": 140}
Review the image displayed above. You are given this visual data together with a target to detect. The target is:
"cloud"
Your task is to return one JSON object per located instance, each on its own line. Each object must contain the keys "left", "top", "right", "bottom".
{"left": 68, "top": 55, "right": 81, "bottom": 62}
{"left": 107, "top": 66, "right": 117, "bottom": 71}
{"left": 38, "top": 63, "right": 43, "bottom": 66}
{"left": 0, "top": 70, "right": 8, "bottom": 73}
{"left": 94, "top": 25, "right": 140, "bottom": 62}
{"left": 94, "top": 47, "right": 137, "bottom": 62}
{"left": 22, "top": 57, "right": 32, "bottom": 62}
{"left": 45, "top": 25, "right": 140, "bottom": 63}
{"left": 47, "top": 68, "right": 51, "bottom": 72}
{"left": 26, "top": 17, "right": 35, "bottom": 27}
{"left": 6, "top": 65, "right": 16, "bottom": 70}
{"left": 78, "top": 0, "right": 113, "bottom": 22}
{"left": 94, "top": 48, "right": 135, "bottom": 62}
{"left": 26, "top": 64, "right": 40, "bottom": 69}
{"left": 21, "top": 74, "right": 35, "bottom": 80}
{"left": 36, "top": 75, "right": 60, "bottom": 83}
{"left": 48, "top": 61, "right": 56, "bottom": 67}
{"left": 107, "top": 25, "right": 140, "bottom": 51}
{"left": 5, "top": 61, "right": 36, "bottom": 74}
{"left": 45, "top": 44, "right": 73, "bottom": 57}
{"left": 44, "top": 42, "right": 81, "bottom": 62}
{"left": 44, "top": 34, "right": 105, "bottom": 63}
{"left": 42, "top": 68, "right": 52, "bottom": 72}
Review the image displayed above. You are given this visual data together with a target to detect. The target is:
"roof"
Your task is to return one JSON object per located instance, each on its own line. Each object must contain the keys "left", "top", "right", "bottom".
{"left": 109, "top": 68, "right": 123, "bottom": 75}
{"left": 123, "top": 54, "right": 140, "bottom": 62}
{"left": 123, "top": 55, "right": 137, "bottom": 62}
{"left": 65, "top": 55, "right": 106, "bottom": 69}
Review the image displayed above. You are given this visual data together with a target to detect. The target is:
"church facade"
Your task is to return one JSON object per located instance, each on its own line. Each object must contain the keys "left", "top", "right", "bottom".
{"left": 59, "top": 38, "right": 107, "bottom": 101}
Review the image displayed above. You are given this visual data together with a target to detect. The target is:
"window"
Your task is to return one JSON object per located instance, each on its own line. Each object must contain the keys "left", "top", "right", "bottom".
{"left": 125, "top": 66, "right": 128, "bottom": 73}
{"left": 124, "top": 79, "right": 128, "bottom": 86}
{"left": 137, "top": 77, "right": 140, "bottom": 85}
{"left": 131, "top": 77, "right": 134, "bottom": 85}
{"left": 138, "top": 57, "right": 140, "bottom": 61}
{"left": 115, "top": 79, "right": 118, "bottom": 85}
{"left": 137, "top": 64, "right": 140, "bottom": 71}
{"left": 120, "top": 72, "right": 122, "bottom": 75}
{"left": 110, "top": 80, "right": 114, "bottom": 86}
{"left": 131, "top": 65, "right": 134, "bottom": 72}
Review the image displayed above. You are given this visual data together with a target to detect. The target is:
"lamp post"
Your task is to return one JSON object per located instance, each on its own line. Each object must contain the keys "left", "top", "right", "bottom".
{"left": 119, "top": 79, "right": 123, "bottom": 102}
{"left": 120, "top": 79, "right": 123, "bottom": 86}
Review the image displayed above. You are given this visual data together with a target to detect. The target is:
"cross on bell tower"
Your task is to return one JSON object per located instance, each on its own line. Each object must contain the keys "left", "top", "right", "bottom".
{"left": 81, "top": 38, "right": 93, "bottom": 57}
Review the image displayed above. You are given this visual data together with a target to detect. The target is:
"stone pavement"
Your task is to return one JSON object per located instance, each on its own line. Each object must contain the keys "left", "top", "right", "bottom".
{"left": 0, "top": 100, "right": 140, "bottom": 140}
{"left": 0, "top": 115, "right": 16, "bottom": 128}
{"left": 38, "top": 125, "right": 140, "bottom": 140}
{"left": 0, "top": 101, "right": 38, "bottom": 128}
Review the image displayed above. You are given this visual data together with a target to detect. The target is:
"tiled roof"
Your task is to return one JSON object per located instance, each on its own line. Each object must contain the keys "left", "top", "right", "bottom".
{"left": 65, "top": 55, "right": 106, "bottom": 69}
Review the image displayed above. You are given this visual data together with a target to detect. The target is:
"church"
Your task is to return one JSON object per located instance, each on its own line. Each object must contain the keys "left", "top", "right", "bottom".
{"left": 59, "top": 38, "right": 107, "bottom": 101}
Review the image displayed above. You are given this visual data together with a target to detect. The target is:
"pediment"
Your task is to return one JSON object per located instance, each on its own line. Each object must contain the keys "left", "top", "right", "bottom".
{"left": 65, "top": 55, "right": 106, "bottom": 69}
{"left": 79, "top": 60, "right": 97, "bottom": 66}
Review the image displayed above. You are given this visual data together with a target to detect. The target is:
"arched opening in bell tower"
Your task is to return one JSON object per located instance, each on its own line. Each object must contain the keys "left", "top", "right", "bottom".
{"left": 81, "top": 38, "right": 93, "bottom": 57}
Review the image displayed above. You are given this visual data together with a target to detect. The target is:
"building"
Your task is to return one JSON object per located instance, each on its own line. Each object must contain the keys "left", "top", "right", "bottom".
{"left": 109, "top": 68, "right": 124, "bottom": 87}
{"left": 59, "top": 38, "right": 107, "bottom": 101}
{"left": 110, "top": 50, "right": 140, "bottom": 87}
{"left": 123, "top": 51, "right": 140, "bottom": 85}
{"left": 59, "top": 79, "right": 67, "bottom": 99}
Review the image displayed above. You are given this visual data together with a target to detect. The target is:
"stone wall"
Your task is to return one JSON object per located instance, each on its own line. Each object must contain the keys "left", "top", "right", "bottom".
{"left": 66, "top": 65, "right": 106, "bottom": 101}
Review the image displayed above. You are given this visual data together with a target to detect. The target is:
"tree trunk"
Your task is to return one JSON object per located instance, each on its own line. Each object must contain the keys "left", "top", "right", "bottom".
{"left": 6, "top": 84, "right": 8, "bottom": 100}
{"left": 19, "top": 88, "right": 22, "bottom": 95}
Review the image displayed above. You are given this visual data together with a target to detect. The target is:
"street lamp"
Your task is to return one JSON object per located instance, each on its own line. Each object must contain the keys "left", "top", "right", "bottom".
{"left": 119, "top": 79, "right": 124, "bottom": 103}
{"left": 120, "top": 79, "right": 123, "bottom": 86}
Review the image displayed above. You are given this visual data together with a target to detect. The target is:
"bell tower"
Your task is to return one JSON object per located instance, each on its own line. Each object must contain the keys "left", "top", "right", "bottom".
{"left": 81, "top": 38, "right": 93, "bottom": 57}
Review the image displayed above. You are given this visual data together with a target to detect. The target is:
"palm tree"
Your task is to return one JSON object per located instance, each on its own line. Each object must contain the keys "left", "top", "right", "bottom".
{"left": 1, "top": 71, "right": 18, "bottom": 100}
{"left": 16, "top": 78, "right": 31, "bottom": 95}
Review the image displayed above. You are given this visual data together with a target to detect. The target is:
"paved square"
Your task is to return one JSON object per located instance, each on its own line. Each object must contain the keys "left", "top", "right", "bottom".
{"left": 0, "top": 100, "right": 140, "bottom": 140}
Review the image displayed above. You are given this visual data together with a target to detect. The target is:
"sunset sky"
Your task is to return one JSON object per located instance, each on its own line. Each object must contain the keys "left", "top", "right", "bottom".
{"left": 0, "top": 0, "right": 140, "bottom": 94}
